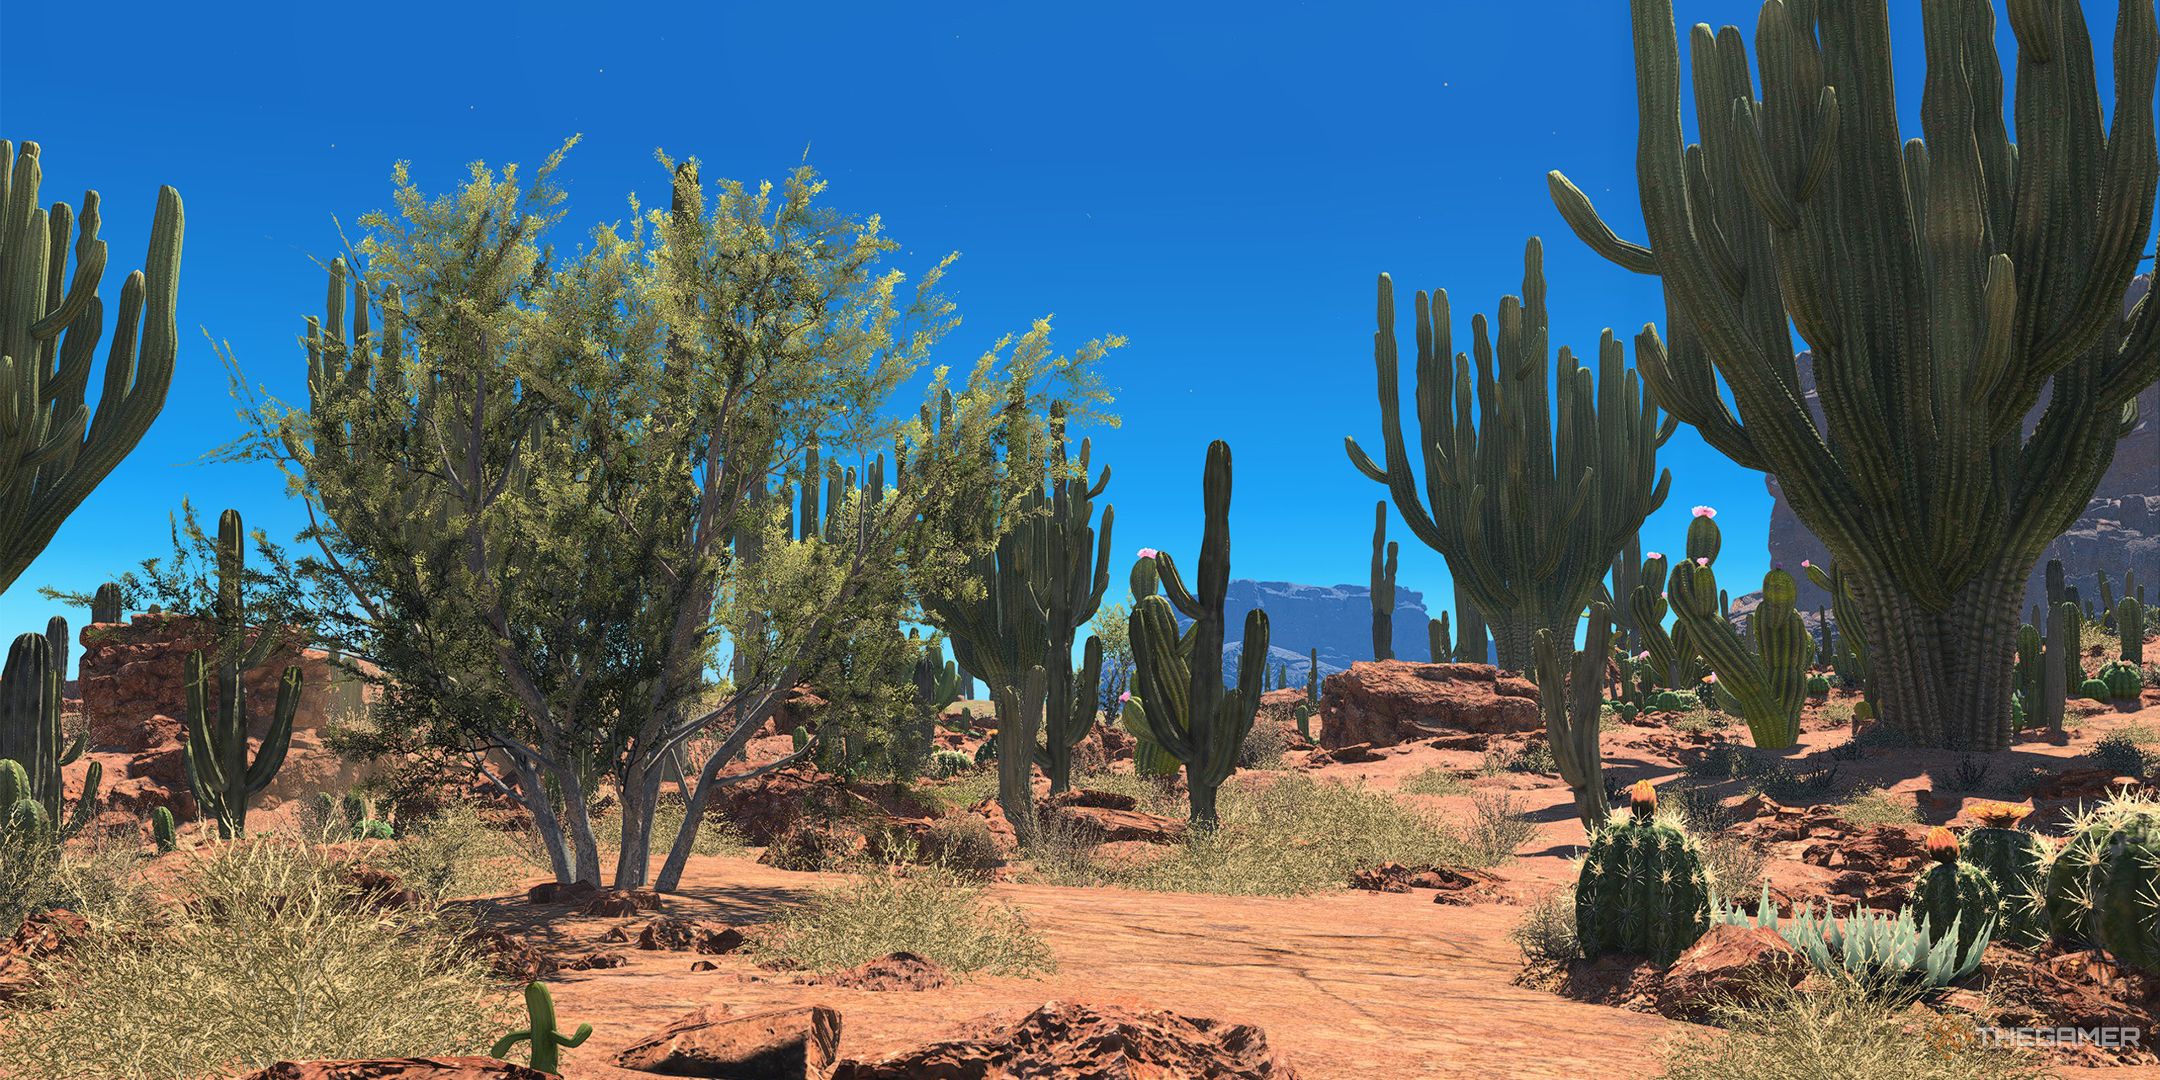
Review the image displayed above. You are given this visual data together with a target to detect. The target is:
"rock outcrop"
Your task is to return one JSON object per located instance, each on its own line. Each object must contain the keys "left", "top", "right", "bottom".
{"left": 830, "top": 1001, "right": 1300, "bottom": 1079}
{"left": 233, "top": 1058, "right": 557, "bottom": 1080}
{"left": 1317, "top": 661, "right": 1539, "bottom": 749}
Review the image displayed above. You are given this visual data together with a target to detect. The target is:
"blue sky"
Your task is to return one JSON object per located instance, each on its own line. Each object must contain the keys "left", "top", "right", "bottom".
{"left": 1, "top": 1, "right": 2147, "bottom": 674}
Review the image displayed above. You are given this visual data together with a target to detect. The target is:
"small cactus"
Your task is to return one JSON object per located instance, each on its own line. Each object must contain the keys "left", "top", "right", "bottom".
{"left": 1910, "top": 827, "right": 1999, "bottom": 958}
{"left": 492, "top": 981, "right": 591, "bottom": 1073}
{"left": 1575, "top": 780, "right": 1710, "bottom": 963}
{"left": 1960, "top": 802, "right": 2049, "bottom": 949}
{"left": 150, "top": 806, "right": 178, "bottom": 853}
{"left": 2080, "top": 677, "right": 2113, "bottom": 702}
{"left": 2042, "top": 792, "right": 2160, "bottom": 973}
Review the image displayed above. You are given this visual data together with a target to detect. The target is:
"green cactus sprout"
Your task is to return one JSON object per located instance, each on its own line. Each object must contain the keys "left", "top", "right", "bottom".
{"left": 1123, "top": 441, "right": 1269, "bottom": 829}
{"left": 179, "top": 509, "right": 302, "bottom": 839}
{"left": 1533, "top": 601, "right": 1614, "bottom": 829}
{"left": 1292, "top": 702, "right": 1316, "bottom": 745}
{"left": 0, "top": 142, "right": 183, "bottom": 594}
{"left": 1806, "top": 673, "right": 1831, "bottom": 699}
{"left": 1370, "top": 502, "right": 1396, "bottom": 661}
{"left": 492, "top": 981, "right": 591, "bottom": 1073}
{"left": 2043, "top": 792, "right": 2160, "bottom": 973}
{"left": 1910, "top": 827, "right": 1999, "bottom": 959}
{"left": 1549, "top": 0, "right": 2160, "bottom": 750}
{"left": 1665, "top": 517, "right": 1812, "bottom": 749}
{"left": 150, "top": 806, "right": 177, "bottom": 853}
{"left": 1346, "top": 238, "right": 1675, "bottom": 673}
{"left": 1575, "top": 781, "right": 1709, "bottom": 962}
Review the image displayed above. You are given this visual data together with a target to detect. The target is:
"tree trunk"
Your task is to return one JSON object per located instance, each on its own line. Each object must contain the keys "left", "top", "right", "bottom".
{"left": 610, "top": 755, "right": 667, "bottom": 888}
{"left": 1855, "top": 562, "right": 2024, "bottom": 751}
{"left": 1186, "top": 770, "right": 1220, "bottom": 830}
{"left": 508, "top": 753, "right": 573, "bottom": 884}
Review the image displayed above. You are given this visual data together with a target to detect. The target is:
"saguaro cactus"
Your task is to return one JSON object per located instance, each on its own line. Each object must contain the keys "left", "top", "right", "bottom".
{"left": 492, "top": 982, "right": 592, "bottom": 1073}
{"left": 1347, "top": 239, "right": 1675, "bottom": 672}
{"left": 1549, "top": 0, "right": 2160, "bottom": 749}
{"left": 1123, "top": 441, "right": 1270, "bottom": 829}
{"left": 1370, "top": 502, "right": 1397, "bottom": 661}
{"left": 1667, "top": 518, "right": 1813, "bottom": 749}
{"left": 0, "top": 142, "right": 184, "bottom": 593}
{"left": 179, "top": 509, "right": 303, "bottom": 838}
{"left": 1803, "top": 559, "right": 1871, "bottom": 697}
{"left": 0, "top": 626, "right": 99, "bottom": 840}
{"left": 1533, "top": 601, "right": 1615, "bottom": 829}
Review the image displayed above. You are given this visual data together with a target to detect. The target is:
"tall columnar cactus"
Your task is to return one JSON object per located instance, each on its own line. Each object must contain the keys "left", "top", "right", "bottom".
{"left": 2015, "top": 622, "right": 2046, "bottom": 713}
{"left": 1609, "top": 532, "right": 1643, "bottom": 654}
{"left": 1575, "top": 781, "right": 1710, "bottom": 962}
{"left": 492, "top": 982, "right": 592, "bottom": 1074}
{"left": 1961, "top": 802, "right": 2051, "bottom": 950}
{"left": 0, "top": 142, "right": 183, "bottom": 594}
{"left": 1370, "top": 502, "right": 1396, "bottom": 661}
{"left": 2041, "top": 601, "right": 2078, "bottom": 734}
{"left": 1802, "top": 558, "right": 1871, "bottom": 696}
{"left": 1305, "top": 647, "right": 1319, "bottom": 703}
{"left": 2043, "top": 792, "right": 2160, "bottom": 973}
{"left": 1346, "top": 239, "right": 1675, "bottom": 673}
{"left": 0, "top": 628, "right": 98, "bottom": 840}
{"left": 1123, "top": 441, "right": 1269, "bottom": 829}
{"left": 1549, "top": 0, "right": 2160, "bottom": 750}
{"left": 179, "top": 509, "right": 303, "bottom": 839}
{"left": 2117, "top": 597, "right": 2146, "bottom": 663}
{"left": 1453, "top": 585, "right": 1488, "bottom": 664}
{"left": 1427, "top": 615, "right": 1448, "bottom": 663}
{"left": 1666, "top": 517, "right": 1812, "bottom": 749}
{"left": 1629, "top": 514, "right": 1719, "bottom": 691}
{"left": 90, "top": 582, "right": 122, "bottom": 625}
{"left": 1910, "top": 827, "right": 2000, "bottom": 959}
{"left": 1533, "top": 601, "right": 1614, "bottom": 829}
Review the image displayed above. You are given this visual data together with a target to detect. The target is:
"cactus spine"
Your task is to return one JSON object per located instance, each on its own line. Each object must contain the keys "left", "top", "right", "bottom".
{"left": 492, "top": 981, "right": 592, "bottom": 1073}
{"left": 179, "top": 509, "right": 303, "bottom": 839}
{"left": 1346, "top": 239, "right": 1674, "bottom": 673}
{"left": 1960, "top": 803, "right": 2050, "bottom": 950}
{"left": 1370, "top": 502, "right": 1396, "bottom": 661}
{"left": 0, "top": 142, "right": 183, "bottom": 593}
{"left": 1575, "top": 781, "right": 1710, "bottom": 962}
{"left": 1533, "top": 601, "right": 1613, "bottom": 829}
{"left": 1910, "top": 827, "right": 1999, "bottom": 959}
{"left": 1549, "top": 0, "right": 2160, "bottom": 750}
{"left": 1123, "top": 441, "right": 1269, "bottom": 829}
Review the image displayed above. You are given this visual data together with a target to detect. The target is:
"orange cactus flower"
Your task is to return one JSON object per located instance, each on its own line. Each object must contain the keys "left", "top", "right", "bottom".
{"left": 1629, "top": 780, "right": 1657, "bottom": 818}
{"left": 1925, "top": 826, "right": 1960, "bottom": 864}
{"left": 1967, "top": 801, "right": 2032, "bottom": 829}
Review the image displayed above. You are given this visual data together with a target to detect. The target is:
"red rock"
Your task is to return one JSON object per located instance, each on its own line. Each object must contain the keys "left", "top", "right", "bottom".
{"left": 579, "top": 888, "right": 660, "bottom": 917}
{"left": 2028, "top": 767, "right": 2133, "bottom": 802}
{"left": 600, "top": 926, "right": 631, "bottom": 943}
{"left": 0, "top": 908, "right": 88, "bottom": 1002}
{"left": 231, "top": 1057, "right": 555, "bottom": 1080}
{"left": 463, "top": 930, "right": 558, "bottom": 981}
{"left": 830, "top": 1000, "right": 1300, "bottom": 1079}
{"left": 526, "top": 880, "right": 598, "bottom": 906}
{"left": 1317, "top": 661, "right": 1539, "bottom": 749}
{"left": 1315, "top": 742, "right": 1384, "bottom": 764}
{"left": 1042, "top": 804, "right": 1187, "bottom": 845}
{"left": 805, "top": 951, "right": 952, "bottom": 991}
{"left": 636, "top": 916, "right": 745, "bottom": 954}
{"left": 614, "top": 1003, "right": 841, "bottom": 1077}
{"left": 1043, "top": 788, "right": 1140, "bottom": 812}
{"left": 967, "top": 798, "right": 1020, "bottom": 855}
{"left": 690, "top": 959, "right": 719, "bottom": 972}
{"left": 566, "top": 952, "right": 627, "bottom": 971}
{"left": 1658, "top": 924, "right": 1808, "bottom": 1017}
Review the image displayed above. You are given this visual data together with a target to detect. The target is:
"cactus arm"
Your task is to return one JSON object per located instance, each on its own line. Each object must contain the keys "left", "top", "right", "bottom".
{"left": 489, "top": 1031, "right": 532, "bottom": 1059}
{"left": 1534, "top": 602, "right": 1612, "bottom": 830}
{"left": 244, "top": 666, "right": 302, "bottom": 796}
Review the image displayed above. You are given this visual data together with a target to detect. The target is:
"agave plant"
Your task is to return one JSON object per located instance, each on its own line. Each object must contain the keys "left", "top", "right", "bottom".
{"left": 1712, "top": 883, "right": 1991, "bottom": 989}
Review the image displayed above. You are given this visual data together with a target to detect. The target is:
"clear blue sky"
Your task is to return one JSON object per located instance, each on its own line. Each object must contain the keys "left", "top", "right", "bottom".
{"left": 1, "top": 2, "right": 2147, "bottom": 674}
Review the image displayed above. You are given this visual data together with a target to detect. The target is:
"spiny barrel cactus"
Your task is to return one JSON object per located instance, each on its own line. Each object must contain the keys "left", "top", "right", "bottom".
{"left": 1667, "top": 516, "right": 1811, "bottom": 749}
{"left": 0, "top": 142, "right": 183, "bottom": 594}
{"left": 1911, "top": 827, "right": 1999, "bottom": 959}
{"left": 2080, "top": 677, "right": 2113, "bottom": 703}
{"left": 1345, "top": 238, "right": 1674, "bottom": 673}
{"left": 1124, "top": 440, "right": 1269, "bottom": 829}
{"left": 1549, "top": 0, "right": 2160, "bottom": 751}
{"left": 0, "top": 629, "right": 99, "bottom": 840}
{"left": 1960, "top": 801, "right": 2050, "bottom": 950}
{"left": 90, "top": 583, "right": 123, "bottom": 625}
{"left": 2098, "top": 661, "right": 2144, "bottom": 706}
{"left": 2043, "top": 792, "right": 2160, "bottom": 973}
{"left": 1575, "top": 781, "right": 1709, "bottom": 962}
{"left": 492, "top": 981, "right": 591, "bottom": 1073}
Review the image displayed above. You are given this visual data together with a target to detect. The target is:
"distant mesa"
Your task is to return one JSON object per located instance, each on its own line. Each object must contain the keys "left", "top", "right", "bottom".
{"left": 1154, "top": 579, "right": 1494, "bottom": 686}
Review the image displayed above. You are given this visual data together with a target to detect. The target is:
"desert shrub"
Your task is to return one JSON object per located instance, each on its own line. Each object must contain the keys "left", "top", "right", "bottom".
{"left": 1698, "top": 833, "right": 1769, "bottom": 898}
{"left": 1837, "top": 787, "right": 1918, "bottom": 827}
{"left": 2089, "top": 730, "right": 2155, "bottom": 778}
{"left": 751, "top": 864, "right": 1053, "bottom": 977}
{"left": 1237, "top": 718, "right": 1292, "bottom": 770}
{"left": 1019, "top": 811, "right": 1109, "bottom": 887}
{"left": 1510, "top": 883, "right": 1579, "bottom": 965}
{"left": 918, "top": 814, "right": 1004, "bottom": 873}
{"left": 1929, "top": 756, "right": 1994, "bottom": 793}
{"left": 1397, "top": 766, "right": 1468, "bottom": 796}
{"left": 0, "top": 838, "right": 509, "bottom": 1079}
{"left": 1479, "top": 742, "right": 1557, "bottom": 777}
{"left": 1669, "top": 707, "right": 1734, "bottom": 736}
{"left": 1659, "top": 973, "right": 2052, "bottom": 1080}
{"left": 1460, "top": 792, "right": 1539, "bottom": 863}
{"left": 375, "top": 801, "right": 553, "bottom": 899}
{"left": 0, "top": 827, "right": 147, "bottom": 939}
{"left": 928, "top": 749, "right": 977, "bottom": 778}
{"left": 763, "top": 822, "right": 868, "bottom": 872}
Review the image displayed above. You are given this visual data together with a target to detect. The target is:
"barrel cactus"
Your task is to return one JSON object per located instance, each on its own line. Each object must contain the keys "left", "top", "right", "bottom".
{"left": 2043, "top": 792, "right": 2160, "bottom": 973}
{"left": 2097, "top": 661, "right": 2143, "bottom": 706}
{"left": 1910, "top": 827, "right": 1999, "bottom": 958}
{"left": 1575, "top": 780, "right": 1709, "bottom": 962}
{"left": 1960, "top": 801, "right": 2050, "bottom": 950}
{"left": 2080, "top": 678, "right": 2113, "bottom": 703}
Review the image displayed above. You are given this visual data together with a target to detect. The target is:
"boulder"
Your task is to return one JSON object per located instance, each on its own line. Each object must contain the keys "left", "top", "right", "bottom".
{"left": 614, "top": 1003, "right": 841, "bottom": 1078}
{"left": 580, "top": 888, "right": 661, "bottom": 917}
{"left": 464, "top": 930, "right": 559, "bottom": 981}
{"left": 1318, "top": 661, "right": 1539, "bottom": 749}
{"left": 232, "top": 1059, "right": 555, "bottom": 1080}
{"left": 637, "top": 917, "right": 746, "bottom": 955}
{"left": 1041, "top": 803, "right": 1187, "bottom": 845}
{"left": 830, "top": 1000, "right": 1299, "bottom": 1079}
{"left": 1658, "top": 924, "right": 1808, "bottom": 1018}
{"left": 804, "top": 951, "right": 952, "bottom": 991}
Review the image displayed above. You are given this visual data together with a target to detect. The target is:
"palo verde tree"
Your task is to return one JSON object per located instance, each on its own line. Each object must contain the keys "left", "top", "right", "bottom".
{"left": 1549, "top": 0, "right": 2159, "bottom": 749}
{"left": 227, "top": 142, "right": 1113, "bottom": 891}
{"left": 1346, "top": 238, "right": 1675, "bottom": 672}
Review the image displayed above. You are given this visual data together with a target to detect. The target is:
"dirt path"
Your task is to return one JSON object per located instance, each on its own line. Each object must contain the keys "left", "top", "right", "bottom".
{"left": 510, "top": 855, "right": 1685, "bottom": 1078}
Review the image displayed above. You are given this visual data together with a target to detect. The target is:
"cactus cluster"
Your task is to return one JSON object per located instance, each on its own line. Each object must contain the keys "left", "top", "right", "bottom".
{"left": 1534, "top": 603, "right": 1614, "bottom": 829}
{"left": 1666, "top": 513, "right": 1812, "bottom": 749}
{"left": 0, "top": 624, "right": 100, "bottom": 843}
{"left": 1123, "top": 441, "right": 1269, "bottom": 829}
{"left": 1575, "top": 781, "right": 1709, "bottom": 962}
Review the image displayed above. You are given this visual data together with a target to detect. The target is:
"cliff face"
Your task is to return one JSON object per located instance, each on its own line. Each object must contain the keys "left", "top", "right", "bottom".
{"left": 1160, "top": 578, "right": 1496, "bottom": 684}
{"left": 1766, "top": 274, "right": 2158, "bottom": 615}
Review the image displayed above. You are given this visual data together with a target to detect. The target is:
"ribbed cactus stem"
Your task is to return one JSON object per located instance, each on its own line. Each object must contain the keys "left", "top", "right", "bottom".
{"left": 491, "top": 982, "right": 592, "bottom": 1074}
{"left": 1533, "top": 601, "right": 1613, "bottom": 829}
{"left": 177, "top": 508, "right": 302, "bottom": 839}
{"left": 1370, "top": 502, "right": 1396, "bottom": 661}
{"left": 1666, "top": 518, "right": 1811, "bottom": 749}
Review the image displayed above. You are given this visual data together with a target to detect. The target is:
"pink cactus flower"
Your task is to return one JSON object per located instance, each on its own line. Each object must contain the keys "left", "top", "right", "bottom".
{"left": 1118, "top": 691, "right": 1131, "bottom": 703}
{"left": 1692, "top": 505, "right": 1716, "bottom": 518}
{"left": 1636, "top": 651, "right": 1651, "bottom": 661}
{"left": 1695, "top": 557, "right": 1710, "bottom": 566}
{"left": 1646, "top": 551, "right": 1664, "bottom": 561}
{"left": 1704, "top": 673, "right": 1719, "bottom": 684}
{"left": 1137, "top": 548, "right": 1159, "bottom": 560}
{"left": 1801, "top": 559, "right": 1813, "bottom": 569}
